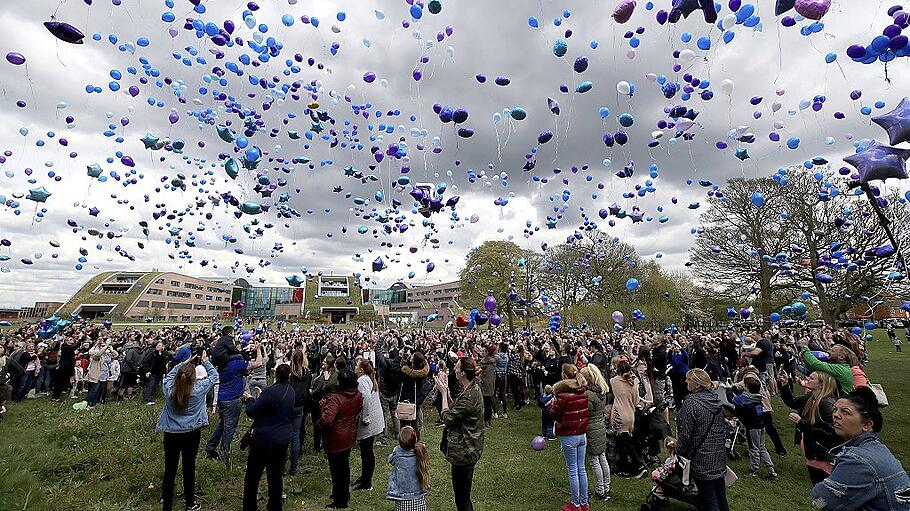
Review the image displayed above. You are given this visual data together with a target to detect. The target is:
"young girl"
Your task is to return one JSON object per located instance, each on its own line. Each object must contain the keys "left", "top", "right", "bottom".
{"left": 387, "top": 426, "right": 430, "bottom": 511}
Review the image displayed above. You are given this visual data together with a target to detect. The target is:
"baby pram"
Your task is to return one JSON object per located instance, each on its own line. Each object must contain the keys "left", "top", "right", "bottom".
{"left": 640, "top": 455, "right": 699, "bottom": 511}
{"left": 718, "top": 386, "right": 744, "bottom": 461}
{"left": 634, "top": 402, "right": 672, "bottom": 465}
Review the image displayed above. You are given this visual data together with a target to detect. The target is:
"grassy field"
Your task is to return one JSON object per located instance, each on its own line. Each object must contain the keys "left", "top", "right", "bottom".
{"left": 0, "top": 334, "right": 907, "bottom": 511}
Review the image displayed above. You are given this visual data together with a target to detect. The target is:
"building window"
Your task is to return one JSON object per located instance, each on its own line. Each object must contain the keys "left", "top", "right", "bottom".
{"left": 167, "top": 302, "right": 192, "bottom": 310}
{"left": 170, "top": 281, "right": 180, "bottom": 287}
{"left": 147, "top": 288, "right": 163, "bottom": 295}
{"left": 155, "top": 279, "right": 164, "bottom": 284}
{"left": 151, "top": 301, "right": 166, "bottom": 308}
{"left": 166, "top": 290, "right": 191, "bottom": 298}
{"left": 136, "top": 301, "right": 150, "bottom": 307}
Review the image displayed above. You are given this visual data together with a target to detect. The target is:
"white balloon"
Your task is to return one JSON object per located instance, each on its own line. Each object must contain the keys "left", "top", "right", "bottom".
{"left": 616, "top": 81, "right": 631, "bottom": 95}
{"left": 721, "top": 79, "right": 735, "bottom": 96}
{"left": 722, "top": 13, "right": 737, "bottom": 30}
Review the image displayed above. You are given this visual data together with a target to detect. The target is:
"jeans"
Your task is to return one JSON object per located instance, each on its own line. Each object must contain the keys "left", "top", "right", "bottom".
{"left": 13, "top": 372, "right": 36, "bottom": 401}
{"left": 495, "top": 375, "right": 509, "bottom": 413}
{"left": 379, "top": 394, "right": 399, "bottom": 439}
{"left": 357, "top": 436, "right": 376, "bottom": 487}
{"left": 288, "top": 408, "right": 304, "bottom": 473}
{"left": 162, "top": 428, "right": 201, "bottom": 511}
{"left": 451, "top": 463, "right": 476, "bottom": 511}
{"left": 589, "top": 452, "right": 611, "bottom": 495}
{"left": 206, "top": 398, "right": 243, "bottom": 456}
{"left": 747, "top": 429, "right": 776, "bottom": 476}
{"left": 86, "top": 381, "right": 103, "bottom": 406}
{"left": 327, "top": 449, "right": 352, "bottom": 507}
{"left": 37, "top": 363, "right": 56, "bottom": 394}
{"left": 243, "top": 444, "right": 288, "bottom": 511}
{"left": 144, "top": 374, "right": 161, "bottom": 402}
{"left": 694, "top": 477, "right": 730, "bottom": 511}
{"left": 560, "top": 434, "right": 589, "bottom": 506}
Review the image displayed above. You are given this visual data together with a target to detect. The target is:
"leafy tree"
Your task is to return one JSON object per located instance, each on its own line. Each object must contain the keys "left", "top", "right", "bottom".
{"left": 459, "top": 240, "right": 537, "bottom": 330}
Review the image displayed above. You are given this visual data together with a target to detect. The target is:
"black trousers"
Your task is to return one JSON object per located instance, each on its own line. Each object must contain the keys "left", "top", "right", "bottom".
{"left": 51, "top": 365, "right": 74, "bottom": 400}
{"left": 669, "top": 372, "right": 689, "bottom": 409}
{"left": 451, "top": 463, "right": 476, "bottom": 511}
{"left": 615, "top": 432, "right": 644, "bottom": 474}
{"left": 508, "top": 374, "right": 525, "bottom": 409}
{"left": 308, "top": 405, "right": 322, "bottom": 451}
{"left": 762, "top": 411, "right": 786, "bottom": 454}
{"left": 483, "top": 396, "right": 494, "bottom": 423}
{"left": 808, "top": 466, "right": 829, "bottom": 485}
{"left": 162, "top": 428, "right": 201, "bottom": 511}
{"left": 357, "top": 436, "right": 376, "bottom": 486}
{"left": 243, "top": 444, "right": 288, "bottom": 511}
{"left": 327, "top": 449, "right": 352, "bottom": 506}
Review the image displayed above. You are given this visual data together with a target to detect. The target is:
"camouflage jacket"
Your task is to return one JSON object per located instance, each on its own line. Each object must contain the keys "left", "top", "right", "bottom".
{"left": 443, "top": 380, "right": 485, "bottom": 466}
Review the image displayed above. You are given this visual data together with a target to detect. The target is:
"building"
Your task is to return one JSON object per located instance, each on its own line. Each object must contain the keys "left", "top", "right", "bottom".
{"left": 370, "top": 280, "right": 463, "bottom": 324}
{"left": 0, "top": 301, "right": 65, "bottom": 322}
{"left": 234, "top": 278, "right": 305, "bottom": 320}
{"left": 302, "top": 275, "right": 373, "bottom": 324}
{"left": 57, "top": 271, "right": 235, "bottom": 321}
{"left": 843, "top": 301, "right": 910, "bottom": 323}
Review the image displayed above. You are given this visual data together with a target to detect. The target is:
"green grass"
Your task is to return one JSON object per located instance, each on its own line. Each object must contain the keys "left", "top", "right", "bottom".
{"left": 1, "top": 334, "right": 907, "bottom": 511}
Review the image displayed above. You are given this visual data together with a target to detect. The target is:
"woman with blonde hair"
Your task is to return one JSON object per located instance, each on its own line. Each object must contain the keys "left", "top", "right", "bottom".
{"left": 778, "top": 370, "right": 841, "bottom": 484}
{"left": 609, "top": 356, "right": 644, "bottom": 478}
{"left": 580, "top": 364, "right": 611, "bottom": 501}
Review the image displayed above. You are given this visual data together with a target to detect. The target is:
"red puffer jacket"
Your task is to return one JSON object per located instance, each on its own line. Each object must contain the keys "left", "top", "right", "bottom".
{"left": 549, "top": 378, "right": 589, "bottom": 437}
{"left": 317, "top": 387, "right": 364, "bottom": 454}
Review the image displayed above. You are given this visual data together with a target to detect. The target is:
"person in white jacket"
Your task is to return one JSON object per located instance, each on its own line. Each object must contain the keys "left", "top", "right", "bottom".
{"left": 354, "top": 358, "right": 384, "bottom": 491}
{"left": 106, "top": 351, "right": 121, "bottom": 403}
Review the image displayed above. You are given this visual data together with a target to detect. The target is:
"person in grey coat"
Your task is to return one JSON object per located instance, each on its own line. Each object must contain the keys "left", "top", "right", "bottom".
{"left": 670, "top": 368, "right": 728, "bottom": 511}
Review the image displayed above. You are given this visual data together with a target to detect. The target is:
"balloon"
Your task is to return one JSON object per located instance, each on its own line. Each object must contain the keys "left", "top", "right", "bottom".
{"left": 613, "top": 0, "right": 637, "bottom": 23}
{"left": 575, "top": 81, "right": 593, "bottom": 93}
{"left": 44, "top": 21, "right": 85, "bottom": 44}
{"left": 285, "top": 275, "right": 303, "bottom": 287}
{"left": 27, "top": 186, "right": 51, "bottom": 203}
{"left": 490, "top": 313, "right": 502, "bottom": 326}
{"left": 616, "top": 81, "right": 632, "bottom": 95}
{"left": 669, "top": 0, "right": 719, "bottom": 23}
{"left": 553, "top": 38, "right": 568, "bottom": 57}
{"left": 843, "top": 140, "right": 910, "bottom": 184}
{"left": 86, "top": 163, "right": 103, "bottom": 178}
{"left": 794, "top": 0, "right": 830, "bottom": 20}
{"left": 625, "top": 278, "right": 640, "bottom": 292}
{"left": 721, "top": 79, "right": 734, "bottom": 96}
{"left": 455, "top": 315, "right": 469, "bottom": 328}
{"left": 872, "top": 98, "right": 910, "bottom": 146}
{"left": 5, "top": 52, "right": 25, "bottom": 65}
{"left": 531, "top": 436, "right": 546, "bottom": 451}
{"left": 483, "top": 295, "right": 498, "bottom": 312}
{"left": 612, "top": 310, "right": 625, "bottom": 324}
{"left": 510, "top": 107, "right": 528, "bottom": 120}
{"left": 775, "top": 0, "right": 796, "bottom": 15}
{"left": 750, "top": 192, "right": 765, "bottom": 207}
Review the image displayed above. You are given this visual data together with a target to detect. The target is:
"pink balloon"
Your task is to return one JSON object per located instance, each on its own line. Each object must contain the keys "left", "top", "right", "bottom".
{"left": 613, "top": 0, "right": 637, "bottom": 23}
{"left": 794, "top": 0, "right": 830, "bottom": 20}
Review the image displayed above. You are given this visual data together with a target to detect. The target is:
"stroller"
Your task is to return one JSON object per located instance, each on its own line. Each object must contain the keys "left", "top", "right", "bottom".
{"left": 724, "top": 410, "right": 745, "bottom": 461}
{"left": 634, "top": 402, "right": 672, "bottom": 465}
{"left": 640, "top": 455, "right": 699, "bottom": 511}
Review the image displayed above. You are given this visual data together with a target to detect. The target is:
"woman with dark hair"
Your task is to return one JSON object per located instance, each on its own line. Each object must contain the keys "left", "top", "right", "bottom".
{"left": 242, "top": 364, "right": 296, "bottom": 511}
{"left": 478, "top": 345, "right": 497, "bottom": 426}
{"left": 354, "top": 359, "right": 384, "bottom": 491}
{"left": 811, "top": 386, "right": 910, "bottom": 510}
{"left": 435, "top": 356, "right": 485, "bottom": 511}
{"left": 308, "top": 354, "right": 336, "bottom": 452}
{"left": 288, "top": 349, "right": 311, "bottom": 475}
{"left": 317, "top": 368, "right": 364, "bottom": 509}
{"left": 157, "top": 351, "right": 218, "bottom": 511}
{"left": 399, "top": 351, "right": 429, "bottom": 432}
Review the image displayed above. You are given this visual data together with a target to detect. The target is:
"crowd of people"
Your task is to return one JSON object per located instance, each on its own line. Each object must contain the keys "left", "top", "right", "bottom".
{"left": 0, "top": 319, "right": 908, "bottom": 511}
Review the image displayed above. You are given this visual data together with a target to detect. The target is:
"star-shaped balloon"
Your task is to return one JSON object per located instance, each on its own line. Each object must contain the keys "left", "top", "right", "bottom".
{"left": 86, "top": 163, "right": 103, "bottom": 178}
{"left": 872, "top": 98, "right": 910, "bottom": 146}
{"left": 547, "top": 97, "right": 560, "bottom": 115}
{"left": 608, "top": 202, "right": 622, "bottom": 216}
{"left": 372, "top": 256, "right": 387, "bottom": 272}
{"left": 27, "top": 186, "right": 51, "bottom": 203}
{"left": 140, "top": 133, "right": 159, "bottom": 149}
{"left": 843, "top": 141, "right": 910, "bottom": 184}
{"left": 735, "top": 148, "right": 750, "bottom": 161}
{"left": 88, "top": 206, "right": 100, "bottom": 216}
{"left": 775, "top": 0, "right": 796, "bottom": 15}
{"left": 669, "top": 0, "right": 718, "bottom": 23}
{"left": 285, "top": 275, "right": 303, "bottom": 287}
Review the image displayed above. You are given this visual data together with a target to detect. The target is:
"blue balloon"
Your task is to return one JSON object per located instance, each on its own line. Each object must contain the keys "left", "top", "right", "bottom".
{"left": 736, "top": 3, "right": 755, "bottom": 23}
{"left": 625, "top": 278, "right": 640, "bottom": 292}
{"left": 825, "top": 52, "right": 837, "bottom": 63}
{"left": 281, "top": 14, "right": 294, "bottom": 26}
{"left": 697, "top": 36, "right": 711, "bottom": 50}
{"left": 410, "top": 4, "right": 423, "bottom": 19}
{"left": 528, "top": 16, "right": 539, "bottom": 28}
{"left": 723, "top": 31, "right": 735, "bottom": 44}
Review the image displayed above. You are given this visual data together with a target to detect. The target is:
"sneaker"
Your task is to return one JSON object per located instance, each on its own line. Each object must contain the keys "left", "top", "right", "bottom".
{"left": 776, "top": 450, "right": 787, "bottom": 457}
{"left": 633, "top": 468, "right": 649, "bottom": 479}
{"left": 492, "top": 412, "right": 499, "bottom": 419}
{"left": 748, "top": 471, "right": 759, "bottom": 478}
{"left": 204, "top": 451, "right": 219, "bottom": 460}
{"left": 560, "top": 503, "right": 579, "bottom": 511}
{"left": 146, "top": 401, "right": 156, "bottom": 406}
{"left": 354, "top": 484, "right": 373, "bottom": 491}
{"left": 594, "top": 491, "right": 611, "bottom": 501}
{"left": 502, "top": 413, "right": 509, "bottom": 419}
{"left": 186, "top": 504, "right": 201, "bottom": 511}
{"left": 766, "top": 473, "right": 778, "bottom": 481}
{"left": 580, "top": 504, "right": 590, "bottom": 511}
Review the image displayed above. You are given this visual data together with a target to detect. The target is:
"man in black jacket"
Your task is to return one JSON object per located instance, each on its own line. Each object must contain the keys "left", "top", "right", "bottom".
{"left": 119, "top": 338, "right": 144, "bottom": 400}
{"left": 51, "top": 337, "right": 77, "bottom": 402}
{"left": 375, "top": 346, "right": 402, "bottom": 444}
{"left": 211, "top": 326, "right": 243, "bottom": 369}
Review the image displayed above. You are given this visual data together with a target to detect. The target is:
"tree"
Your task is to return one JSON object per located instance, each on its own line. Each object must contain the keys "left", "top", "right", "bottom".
{"left": 459, "top": 240, "right": 538, "bottom": 331}
{"left": 689, "top": 178, "right": 794, "bottom": 326}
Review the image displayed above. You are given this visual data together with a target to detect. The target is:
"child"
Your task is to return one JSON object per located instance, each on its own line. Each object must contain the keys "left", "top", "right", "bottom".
{"left": 732, "top": 378, "right": 777, "bottom": 480}
{"left": 538, "top": 384, "right": 556, "bottom": 440}
{"left": 387, "top": 426, "right": 430, "bottom": 511}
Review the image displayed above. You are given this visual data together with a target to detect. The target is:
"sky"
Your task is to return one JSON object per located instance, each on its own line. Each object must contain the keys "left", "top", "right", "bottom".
{"left": 0, "top": 0, "right": 909, "bottom": 308}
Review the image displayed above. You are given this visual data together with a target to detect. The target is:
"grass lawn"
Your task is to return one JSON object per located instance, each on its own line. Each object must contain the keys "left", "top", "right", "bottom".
{"left": 1, "top": 334, "right": 907, "bottom": 511}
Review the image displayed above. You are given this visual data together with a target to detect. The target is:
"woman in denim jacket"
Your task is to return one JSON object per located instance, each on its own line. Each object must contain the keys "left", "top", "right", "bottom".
{"left": 811, "top": 386, "right": 910, "bottom": 511}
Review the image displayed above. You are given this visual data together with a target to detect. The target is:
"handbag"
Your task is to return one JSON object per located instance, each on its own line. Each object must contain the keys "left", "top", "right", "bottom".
{"left": 677, "top": 408, "right": 721, "bottom": 487}
{"left": 240, "top": 385, "right": 290, "bottom": 451}
{"left": 395, "top": 381, "right": 418, "bottom": 421}
{"left": 869, "top": 383, "right": 889, "bottom": 407}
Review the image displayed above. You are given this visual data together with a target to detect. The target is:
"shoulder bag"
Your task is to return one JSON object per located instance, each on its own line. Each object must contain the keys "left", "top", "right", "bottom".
{"left": 395, "top": 381, "right": 418, "bottom": 421}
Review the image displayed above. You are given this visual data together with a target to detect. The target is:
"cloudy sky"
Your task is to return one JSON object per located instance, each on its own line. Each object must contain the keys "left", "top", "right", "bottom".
{"left": 0, "top": 0, "right": 908, "bottom": 308}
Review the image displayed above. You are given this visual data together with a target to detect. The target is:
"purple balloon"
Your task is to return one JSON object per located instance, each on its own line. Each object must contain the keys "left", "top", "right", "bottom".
{"left": 794, "top": 0, "right": 831, "bottom": 20}
{"left": 613, "top": 0, "right": 636, "bottom": 23}
{"left": 612, "top": 310, "right": 624, "bottom": 324}
{"left": 363, "top": 71, "right": 376, "bottom": 83}
{"left": 483, "top": 295, "right": 498, "bottom": 313}
{"left": 490, "top": 313, "right": 501, "bottom": 326}
{"left": 43, "top": 21, "right": 85, "bottom": 44}
{"left": 843, "top": 140, "right": 910, "bottom": 184}
{"left": 128, "top": 85, "right": 140, "bottom": 97}
{"left": 531, "top": 436, "right": 546, "bottom": 451}
{"left": 872, "top": 97, "right": 910, "bottom": 145}
{"left": 5, "top": 52, "right": 25, "bottom": 65}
